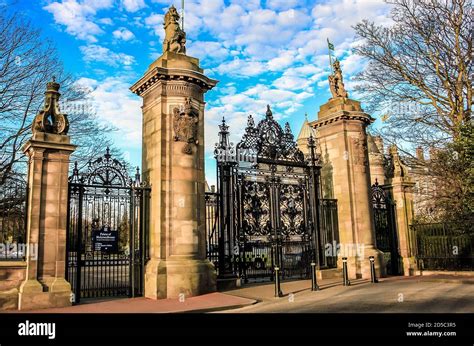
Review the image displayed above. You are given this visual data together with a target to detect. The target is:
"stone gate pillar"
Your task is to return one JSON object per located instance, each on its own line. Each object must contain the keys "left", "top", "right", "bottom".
{"left": 18, "top": 79, "right": 76, "bottom": 310}
{"left": 131, "top": 6, "right": 218, "bottom": 299}
{"left": 309, "top": 60, "right": 384, "bottom": 279}
{"left": 386, "top": 146, "right": 416, "bottom": 276}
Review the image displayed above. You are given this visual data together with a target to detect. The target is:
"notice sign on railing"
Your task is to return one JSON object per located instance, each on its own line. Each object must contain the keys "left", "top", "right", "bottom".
{"left": 92, "top": 226, "right": 118, "bottom": 253}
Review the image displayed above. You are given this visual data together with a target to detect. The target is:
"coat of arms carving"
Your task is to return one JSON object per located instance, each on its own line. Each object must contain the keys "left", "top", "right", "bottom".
{"left": 173, "top": 98, "right": 199, "bottom": 154}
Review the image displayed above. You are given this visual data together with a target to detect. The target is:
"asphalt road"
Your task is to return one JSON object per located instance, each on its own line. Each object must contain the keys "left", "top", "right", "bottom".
{"left": 222, "top": 276, "right": 474, "bottom": 313}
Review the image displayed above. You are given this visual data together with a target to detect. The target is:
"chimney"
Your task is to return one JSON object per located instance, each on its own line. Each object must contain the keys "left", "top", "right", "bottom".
{"left": 429, "top": 147, "right": 438, "bottom": 161}
{"left": 416, "top": 147, "right": 424, "bottom": 161}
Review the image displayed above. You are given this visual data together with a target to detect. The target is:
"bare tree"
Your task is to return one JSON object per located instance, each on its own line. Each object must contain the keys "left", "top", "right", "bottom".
{"left": 354, "top": 0, "right": 472, "bottom": 223}
{"left": 0, "top": 7, "right": 117, "bottom": 185}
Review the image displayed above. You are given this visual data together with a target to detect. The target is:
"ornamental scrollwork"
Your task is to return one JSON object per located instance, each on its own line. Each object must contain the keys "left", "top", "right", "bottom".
{"left": 241, "top": 180, "right": 272, "bottom": 237}
{"left": 237, "top": 105, "right": 305, "bottom": 163}
{"left": 279, "top": 184, "right": 306, "bottom": 236}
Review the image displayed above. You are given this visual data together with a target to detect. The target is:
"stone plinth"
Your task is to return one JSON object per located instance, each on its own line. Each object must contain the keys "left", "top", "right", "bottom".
{"left": 131, "top": 52, "right": 218, "bottom": 299}
{"left": 310, "top": 97, "right": 385, "bottom": 279}
{"left": 18, "top": 132, "right": 76, "bottom": 310}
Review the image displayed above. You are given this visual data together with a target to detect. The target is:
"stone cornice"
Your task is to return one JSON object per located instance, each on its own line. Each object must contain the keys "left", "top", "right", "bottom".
{"left": 22, "top": 138, "right": 77, "bottom": 154}
{"left": 310, "top": 111, "right": 375, "bottom": 129}
{"left": 130, "top": 67, "right": 218, "bottom": 97}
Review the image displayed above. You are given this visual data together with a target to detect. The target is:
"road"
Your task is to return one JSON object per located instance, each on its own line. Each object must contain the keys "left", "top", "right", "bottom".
{"left": 220, "top": 276, "right": 474, "bottom": 313}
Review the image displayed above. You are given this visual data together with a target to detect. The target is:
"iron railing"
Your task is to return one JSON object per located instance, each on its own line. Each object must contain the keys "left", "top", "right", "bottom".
{"left": 411, "top": 223, "right": 473, "bottom": 271}
{"left": 205, "top": 192, "right": 219, "bottom": 273}
{"left": 319, "top": 199, "right": 339, "bottom": 268}
{"left": 0, "top": 176, "right": 27, "bottom": 260}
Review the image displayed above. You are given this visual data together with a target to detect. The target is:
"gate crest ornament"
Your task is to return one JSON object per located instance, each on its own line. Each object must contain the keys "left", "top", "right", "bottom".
{"left": 173, "top": 98, "right": 199, "bottom": 154}
{"left": 69, "top": 147, "right": 133, "bottom": 187}
{"left": 238, "top": 105, "right": 305, "bottom": 163}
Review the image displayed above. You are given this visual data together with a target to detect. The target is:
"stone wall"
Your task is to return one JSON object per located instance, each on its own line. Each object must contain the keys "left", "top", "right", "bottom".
{"left": 0, "top": 262, "right": 26, "bottom": 310}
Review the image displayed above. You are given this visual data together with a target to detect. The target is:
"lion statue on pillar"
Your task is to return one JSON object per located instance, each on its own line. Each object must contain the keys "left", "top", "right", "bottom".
{"left": 162, "top": 5, "right": 186, "bottom": 54}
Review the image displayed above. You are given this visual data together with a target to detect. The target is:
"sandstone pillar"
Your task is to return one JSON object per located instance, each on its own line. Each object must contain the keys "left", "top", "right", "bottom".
{"left": 131, "top": 8, "right": 217, "bottom": 298}
{"left": 310, "top": 97, "right": 385, "bottom": 278}
{"left": 387, "top": 146, "right": 416, "bottom": 276}
{"left": 18, "top": 79, "right": 76, "bottom": 310}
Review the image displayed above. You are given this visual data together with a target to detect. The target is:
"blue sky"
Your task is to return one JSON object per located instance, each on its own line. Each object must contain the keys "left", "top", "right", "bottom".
{"left": 13, "top": 0, "right": 392, "bottom": 185}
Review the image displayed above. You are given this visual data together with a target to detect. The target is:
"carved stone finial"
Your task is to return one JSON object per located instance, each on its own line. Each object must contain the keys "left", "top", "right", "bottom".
{"left": 162, "top": 5, "right": 186, "bottom": 54}
{"left": 32, "top": 78, "right": 69, "bottom": 135}
{"left": 328, "top": 59, "right": 348, "bottom": 98}
{"left": 389, "top": 145, "right": 408, "bottom": 178}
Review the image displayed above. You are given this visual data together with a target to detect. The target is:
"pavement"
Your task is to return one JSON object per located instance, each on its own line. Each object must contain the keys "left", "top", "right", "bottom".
{"left": 11, "top": 292, "right": 257, "bottom": 313}
{"left": 218, "top": 275, "right": 474, "bottom": 313}
{"left": 7, "top": 274, "right": 473, "bottom": 313}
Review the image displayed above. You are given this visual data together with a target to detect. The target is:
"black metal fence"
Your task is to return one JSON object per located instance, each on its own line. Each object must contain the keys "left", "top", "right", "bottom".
{"left": 319, "top": 199, "right": 339, "bottom": 268}
{"left": 411, "top": 223, "right": 473, "bottom": 271}
{"left": 205, "top": 192, "right": 219, "bottom": 272}
{"left": 0, "top": 176, "right": 27, "bottom": 260}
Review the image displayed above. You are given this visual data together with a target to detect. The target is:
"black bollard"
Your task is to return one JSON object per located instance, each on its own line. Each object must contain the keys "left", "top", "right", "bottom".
{"left": 274, "top": 267, "right": 283, "bottom": 297}
{"left": 311, "top": 262, "right": 320, "bottom": 291}
{"left": 369, "top": 256, "right": 378, "bottom": 283}
{"left": 342, "top": 257, "right": 350, "bottom": 286}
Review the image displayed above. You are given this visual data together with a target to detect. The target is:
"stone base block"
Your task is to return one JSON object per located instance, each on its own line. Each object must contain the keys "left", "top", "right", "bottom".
{"left": 317, "top": 268, "right": 342, "bottom": 280}
{"left": 216, "top": 276, "right": 239, "bottom": 291}
{"left": 17, "top": 278, "right": 72, "bottom": 311}
{"left": 41, "top": 277, "right": 72, "bottom": 292}
{"left": 358, "top": 246, "right": 386, "bottom": 279}
{"left": 0, "top": 288, "right": 19, "bottom": 311}
{"left": 336, "top": 246, "right": 386, "bottom": 280}
{"left": 18, "top": 290, "right": 72, "bottom": 311}
{"left": 145, "top": 258, "right": 216, "bottom": 299}
{"left": 401, "top": 256, "right": 417, "bottom": 276}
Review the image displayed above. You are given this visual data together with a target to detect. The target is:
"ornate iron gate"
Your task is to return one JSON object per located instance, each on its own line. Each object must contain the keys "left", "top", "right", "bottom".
{"left": 66, "top": 149, "right": 150, "bottom": 303}
{"left": 212, "top": 106, "right": 337, "bottom": 283}
{"left": 371, "top": 181, "right": 399, "bottom": 275}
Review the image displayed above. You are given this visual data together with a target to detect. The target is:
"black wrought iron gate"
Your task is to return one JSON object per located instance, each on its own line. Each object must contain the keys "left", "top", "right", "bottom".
{"left": 66, "top": 149, "right": 150, "bottom": 303}
{"left": 211, "top": 106, "right": 337, "bottom": 283}
{"left": 371, "top": 181, "right": 399, "bottom": 275}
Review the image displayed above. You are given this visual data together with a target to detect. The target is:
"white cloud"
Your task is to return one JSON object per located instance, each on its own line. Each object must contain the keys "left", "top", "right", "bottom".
{"left": 80, "top": 44, "right": 136, "bottom": 67}
{"left": 113, "top": 27, "right": 135, "bottom": 41}
{"left": 76, "top": 76, "right": 142, "bottom": 144}
{"left": 145, "top": 12, "right": 165, "bottom": 41}
{"left": 213, "top": 58, "right": 266, "bottom": 77}
{"left": 267, "top": 50, "right": 297, "bottom": 71}
{"left": 187, "top": 41, "right": 230, "bottom": 63}
{"left": 122, "top": 0, "right": 146, "bottom": 12}
{"left": 43, "top": 0, "right": 113, "bottom": 42}
{"left": 266, "top": 0, "right": 300, "bottom": 11}
{"left": 98, "top": 17, "right": 113, "bottom": 25}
